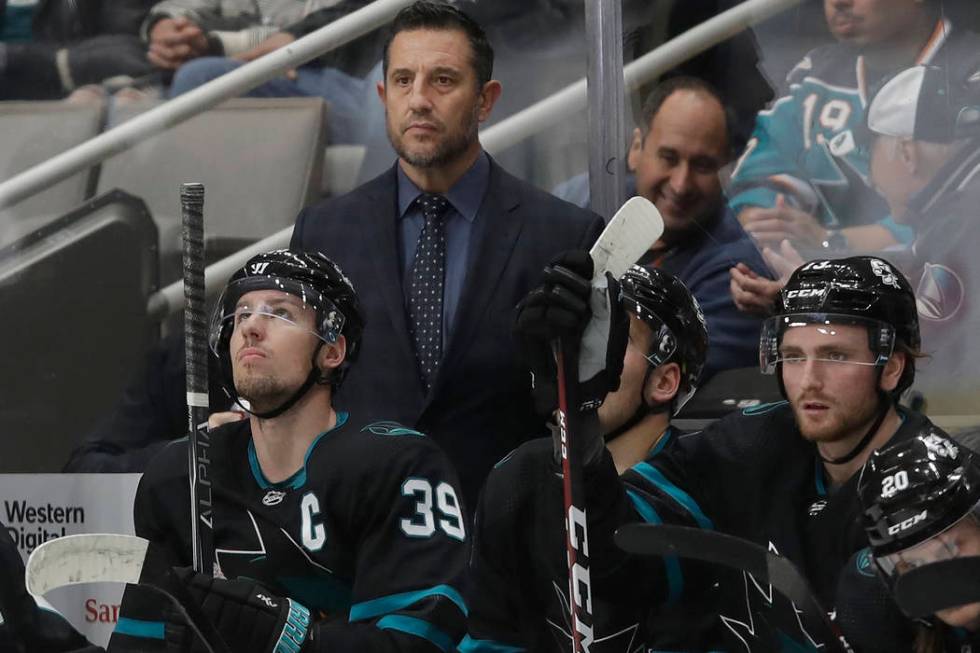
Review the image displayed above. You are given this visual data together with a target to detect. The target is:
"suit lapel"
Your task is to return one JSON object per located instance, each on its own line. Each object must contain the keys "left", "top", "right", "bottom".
{"left": 430, "top": 159, "right": 524, "bottom": 398}
{"left": 360, "top": 166, "right": 420, "bottom": 373}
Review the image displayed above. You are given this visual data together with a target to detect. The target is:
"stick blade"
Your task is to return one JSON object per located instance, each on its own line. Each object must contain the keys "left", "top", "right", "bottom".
{"left": 614, "top": 523, "right": 837, "bottom": 643}
{"left": 589, "top": 196, "right": 664, "bottom": 282}
{"left": 26, "top": 533, "right": 149, "bottom": 596}
{"left": 894, "top": 557, "right": 980, "bottom": 618}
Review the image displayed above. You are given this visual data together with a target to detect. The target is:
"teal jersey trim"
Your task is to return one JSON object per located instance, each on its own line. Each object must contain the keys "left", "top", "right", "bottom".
{"left": 115, "top": 617, "right": 165, "bottom": 639}
{"left": 648, "top": 427, "right": 673, "bottom": 458}
{"left": 248, "top": 411, "right": 349, "bottom": 490}
{"left": 632, "top": 462, "right": 714, "bottom": 530}
{"left": 377, "top": 615, "right": 456, "bottom": 652}
{"left": 349, "top": 584, "right": 468, "bottom": 621}
{"left": 458, "top": 634, "right": 526, "bottom": 652}
{"left": 626, "top": 489, "right": 683, "bottom": 605}
{"left": 741, "top": 400, "right": 788, "bottom": 416}
{"left": 361, "top": 421, "right": 425, "bottom": 437}
{"left": 813, "top": 458, "right": 827, "bottom": 497}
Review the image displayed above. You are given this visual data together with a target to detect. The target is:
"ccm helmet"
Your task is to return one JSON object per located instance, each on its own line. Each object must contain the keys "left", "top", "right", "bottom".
{"left": 209, "top": 249, "right": 364, "bottom": 417}
{"left": 761, "top": 256, "right": 920, "bottom": 397}
{"left": 858, "top": 428, "right": 980, "bottom": 579}
{"left": 620, "top": 265, "right": 708, "bottom": 413}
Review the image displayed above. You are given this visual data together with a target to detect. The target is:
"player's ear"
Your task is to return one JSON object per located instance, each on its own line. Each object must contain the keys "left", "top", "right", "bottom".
{"left": 646, "top": 362, "right": 681, "bottom": 406}
{"left": 878, "top": 350, "right": 906, "bottom": 393}
{"left": 376, "top": 80, "right": 386, "bottom": 105}
{"left": 318, "top": 336, "right": 347, "bottom": 373}
{"left": 898, "top": 139, "right": 919, "bottom": 174}
{"left": 627, "top": 128, "right": 644, "bottom": 172}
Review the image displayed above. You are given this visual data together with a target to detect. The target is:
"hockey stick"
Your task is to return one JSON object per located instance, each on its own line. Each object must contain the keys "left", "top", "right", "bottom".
{"left": 893, "top": 556, "right": 980, "bottom": 618}
{"left": 557, "top": 196, "right": 663, "bottom": 652}
{"left": 615, "top": 524, "right": 848, "bottom": 653}
{"left": 181, "top": 182, "right": 215, "bottom": 577}
{"left": 25, "top": 534, "right": 231, "bottom": 653}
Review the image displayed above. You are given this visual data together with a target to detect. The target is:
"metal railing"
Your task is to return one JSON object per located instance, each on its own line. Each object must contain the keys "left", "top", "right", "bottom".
{"left": 1, "top": 0, "right": 804, "bottom": 319}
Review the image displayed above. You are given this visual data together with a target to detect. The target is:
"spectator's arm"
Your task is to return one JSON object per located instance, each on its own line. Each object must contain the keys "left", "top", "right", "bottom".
{"left": 727, "top": 57, "right": 812, "bottom": 217}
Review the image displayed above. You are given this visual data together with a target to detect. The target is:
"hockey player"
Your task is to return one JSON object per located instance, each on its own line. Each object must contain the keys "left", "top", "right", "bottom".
{"left": 834, "top": 428, "right": 980, "bottom": 651}
{"left": 108, "top": 250, "right": 468, "bottom": 652}
{"left": 730, "top": 0, "right": 980, "bottom": 252}
{"left": 513, "top": 252, "right": 938, "bottom": 649}
{"left": 462, "top": 263, "right": 716, "bottom": 651}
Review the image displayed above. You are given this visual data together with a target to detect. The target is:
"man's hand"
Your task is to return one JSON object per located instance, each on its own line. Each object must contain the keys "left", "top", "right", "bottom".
{"left": 234, "top": 32, "right": 298, "bottom": 78}
{"left": 207, "top": 410, "right": 246, "bottom": 430}
{"left": 514, "top": 250, "right": 627, "bottom": 415}
{"left": 738, "top": 194, "right": 827, "bottom": 249}
{"left": 148, "top": 17, "right": 210, "bottom": 70}
{"left": 729, "top": 239, "right": 804, "bottom": 316}
{"left": 164, "top": 567, "right": 312, "bottom": 652}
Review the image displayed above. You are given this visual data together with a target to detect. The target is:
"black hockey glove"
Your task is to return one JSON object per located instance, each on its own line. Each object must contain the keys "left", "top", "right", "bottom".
{"left": 163, "top": 567, "right": 312, "bottom": 653}
{"left": 514, "top": 250, "right": 627, "bottom": 416}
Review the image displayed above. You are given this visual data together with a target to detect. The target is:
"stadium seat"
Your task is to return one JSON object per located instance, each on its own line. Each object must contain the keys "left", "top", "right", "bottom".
{"left": 97, "top": 97, "right": 327, "bottom": 283}
{"left": 0, "top": 191, "right": 158, "bottom": 472}
{"left": 0, "top": 101, "right": 103, "bottom": 246}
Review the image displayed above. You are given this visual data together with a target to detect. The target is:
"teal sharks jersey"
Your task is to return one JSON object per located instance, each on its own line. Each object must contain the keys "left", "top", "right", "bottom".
{"left": 729, "top": 19, "right": 957, "bottom": 232}
{"left": 108, "top": 413, "right": 468, "bottom": 653}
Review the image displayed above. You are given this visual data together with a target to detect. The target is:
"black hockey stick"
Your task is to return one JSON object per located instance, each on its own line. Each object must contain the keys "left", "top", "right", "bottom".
{"left": 555, "top": 338, "right": 595, "bottom": 652}
{"left": 181, "top": 182, "right": 215, "bottom": 576}
{"left": 615, "top": 524, "right": 849, "bottom": 653}
{"left": 556, "top": 198, "right": 664, "bottom": 652}
{"left": 893, "top": 556, "right": 980, "bottom": 618}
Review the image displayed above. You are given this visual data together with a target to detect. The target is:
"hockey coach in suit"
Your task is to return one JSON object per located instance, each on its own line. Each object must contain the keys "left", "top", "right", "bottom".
{"left": 290, "top": 1, "right": 604, "bottom": 506}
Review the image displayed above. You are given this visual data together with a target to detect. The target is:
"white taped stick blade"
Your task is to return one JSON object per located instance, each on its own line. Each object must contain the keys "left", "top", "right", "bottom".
{"left": 26, "top": 533, "right": 149, "bottom": 596}
{"left": 589, "top": 196, "right": 664, "bottom": 285}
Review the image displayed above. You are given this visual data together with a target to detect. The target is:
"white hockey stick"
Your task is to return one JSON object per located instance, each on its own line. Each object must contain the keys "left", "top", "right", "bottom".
{"left": 25, "top": 533, "right": 148, "bottom": 597}
{"left": 579, "top": 196, "right": 664, "bottom": 385}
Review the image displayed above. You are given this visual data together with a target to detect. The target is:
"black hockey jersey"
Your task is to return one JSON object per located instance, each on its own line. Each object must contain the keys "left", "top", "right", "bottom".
{"left": 577, "top": 403, "right": 935, "bottom": 651}
{"left": 108, "top": 413, "right": 468, "bottom": 653}
{"left": 462, "top": 431, "right": 721, "bottom": 652}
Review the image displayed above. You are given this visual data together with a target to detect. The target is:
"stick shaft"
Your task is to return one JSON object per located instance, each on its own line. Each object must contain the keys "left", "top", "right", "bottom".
{"left": 181, "top": 182, "right": 214, "bottom": 575}
{"left": 555, "top": 339, "right": 594, "bottom": 653}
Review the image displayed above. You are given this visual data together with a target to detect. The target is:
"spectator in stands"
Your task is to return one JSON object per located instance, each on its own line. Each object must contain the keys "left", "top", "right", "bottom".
{"left": 290, "top": 0, "right": 603, "bottom": 507}
{"left": 729, "top": 0, "right": 979, "bottom": 254}
{"left": 864, "top": 64, "right": 980, "bottom": 413}
{"left": 0, "top": 0, "right": 154, "bottom": 100}
{"left": 144, "top": 0, "right": 379, "bottom": 144}
{"left": 558, "top": 77, "right": 773, "bottom": 380}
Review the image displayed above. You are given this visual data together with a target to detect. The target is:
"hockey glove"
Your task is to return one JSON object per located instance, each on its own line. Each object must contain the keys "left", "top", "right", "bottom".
{"left": 163, "top": 567, "right": 312, "bottom": 653}
{"left": 515, "top": 250, "right": 627, "bottom": 415}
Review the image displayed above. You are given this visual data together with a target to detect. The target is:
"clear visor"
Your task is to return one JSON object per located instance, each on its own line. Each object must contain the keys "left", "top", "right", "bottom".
{"left": 759, "top": 313, "right": 895, "bottom": 375}
{"left": 208, "top": 282, "right": 345, "bottom": 356}
{"left": 875, "top": 507, "right": 980, "bottom": 578}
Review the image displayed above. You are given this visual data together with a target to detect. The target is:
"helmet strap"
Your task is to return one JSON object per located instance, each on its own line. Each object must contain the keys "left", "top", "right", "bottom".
{"left": 239, "top": 342, "right": 325, "bottom": 420}
{"left": 606, "top": 362, "right": 670, "bottom": 441}
{"left": 820, "top": 391, "right": 890, "bottom": 466}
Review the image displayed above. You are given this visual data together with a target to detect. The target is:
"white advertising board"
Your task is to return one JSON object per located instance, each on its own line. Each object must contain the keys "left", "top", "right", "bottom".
{"left": 1, "top": 474, "right": 141, "bottom": 647}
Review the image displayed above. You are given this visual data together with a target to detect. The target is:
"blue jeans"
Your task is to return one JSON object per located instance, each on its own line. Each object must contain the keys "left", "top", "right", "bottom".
{"left": 169, "top": 57, "right": 375, "bottom": 145}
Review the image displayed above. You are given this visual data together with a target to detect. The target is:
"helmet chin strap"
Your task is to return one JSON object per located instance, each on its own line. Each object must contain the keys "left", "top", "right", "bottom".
{"left": 819, "top": 391, "right": 891, "bottom": 466}
{"left": 606, "top": 364, "right": 671, "bottom": 441}
{"left": 238, "top": 343, "right": 325, "bottom": 420}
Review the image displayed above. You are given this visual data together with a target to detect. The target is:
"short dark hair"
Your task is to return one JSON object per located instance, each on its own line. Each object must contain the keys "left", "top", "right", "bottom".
{"left": 382, "top": 1, "right": 494, "bottom": 88}
{"left": 638, "top": 76, "right": 734, "bottom": 156}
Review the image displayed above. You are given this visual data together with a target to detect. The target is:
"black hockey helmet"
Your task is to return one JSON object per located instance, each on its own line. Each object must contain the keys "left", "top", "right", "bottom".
{"left": 858, "top": 428, "right": 980, "bottom": 567}
{"left": 760, "top": 256, "right": 920, "bottom": 397}
{"left": 620, "top": 265, "right": 708, "bottom": 412}
{"left": 209, "top": 249, "right": 365, "bottom": 416}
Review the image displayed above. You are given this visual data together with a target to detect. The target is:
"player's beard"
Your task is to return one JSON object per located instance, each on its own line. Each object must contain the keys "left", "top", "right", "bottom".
{"left": 388, "top": 104, "right": 479, "bottom": 169}
{"left": 234, "top": 373, "right": 294, "bottom": 414}
{"left": 791, "top": 391, "right": 879, "bottom": 445}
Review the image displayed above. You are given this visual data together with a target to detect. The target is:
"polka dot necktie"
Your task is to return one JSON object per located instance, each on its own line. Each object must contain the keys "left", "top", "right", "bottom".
{"left": 408, "top": 193, "right": 450, "bottom": 392}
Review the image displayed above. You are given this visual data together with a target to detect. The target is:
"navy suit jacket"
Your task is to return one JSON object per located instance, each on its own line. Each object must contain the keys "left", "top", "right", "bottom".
{"left": 291, "top": 157, "right": 604, "bottom": 506}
